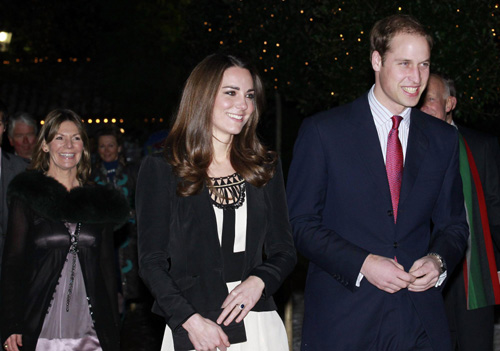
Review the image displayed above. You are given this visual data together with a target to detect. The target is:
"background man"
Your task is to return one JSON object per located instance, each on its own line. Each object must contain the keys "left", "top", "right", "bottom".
{"left": 287, "top": 15, "right": 469, "bottom": 350}
{"left": 421, "top": 73, "right": 500, "bottom": 351}
{"left": 0, "top": 100, "right": 28, "bottom": 339}
{"left": 8, "top": 112, "right": 37, "bottom": 160}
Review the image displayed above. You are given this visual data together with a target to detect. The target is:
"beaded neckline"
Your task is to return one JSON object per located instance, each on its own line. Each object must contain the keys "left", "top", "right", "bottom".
{"left": 208, "top": 173, "right": 246, "bottom": 210}
{"left": 65, "top": 222, "right": 82, "bottom": 312}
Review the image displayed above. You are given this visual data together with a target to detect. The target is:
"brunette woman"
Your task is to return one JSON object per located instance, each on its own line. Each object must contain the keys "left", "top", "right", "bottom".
{"left": 136, "top": 54, "right": 296, "bottom": 351}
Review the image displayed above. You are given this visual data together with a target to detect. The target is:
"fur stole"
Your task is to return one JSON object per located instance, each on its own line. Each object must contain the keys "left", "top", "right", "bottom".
{"left": 7, "top": 171, "right": 130, "bottom": 225}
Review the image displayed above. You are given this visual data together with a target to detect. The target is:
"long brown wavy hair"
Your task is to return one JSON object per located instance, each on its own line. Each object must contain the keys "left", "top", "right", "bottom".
{"left": 165, "top": 53, "right": 277, "bottom": 196}
{"left": 31, "top": 109, "right": 92, "bottom": 183}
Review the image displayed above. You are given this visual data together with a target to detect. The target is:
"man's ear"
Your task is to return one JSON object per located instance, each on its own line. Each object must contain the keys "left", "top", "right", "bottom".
{"left": 372, "top": 51, "right": 382, "bottom": 72}
{"left": 445, "top": 96, "right": 457, "bottom": 113}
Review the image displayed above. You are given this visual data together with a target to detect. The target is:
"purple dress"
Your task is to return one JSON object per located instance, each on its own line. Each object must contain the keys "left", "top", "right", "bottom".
{"left": 35, "top": 223, "right": 101, "bottom": 351}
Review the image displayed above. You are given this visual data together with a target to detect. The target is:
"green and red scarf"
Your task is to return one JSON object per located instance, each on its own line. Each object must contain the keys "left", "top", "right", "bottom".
{"left": 459, "top": 133, "right": 500, "bottom": 309}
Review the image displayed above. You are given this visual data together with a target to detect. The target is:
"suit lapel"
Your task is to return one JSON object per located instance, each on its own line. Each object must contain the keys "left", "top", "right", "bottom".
{"left": 244, "top": 183, "right": 263, "bottom": 265}
{"left": 185, "top": 186, "right": 223, "bottom": 264}
{"left": 348, "top": 95, "right": 393, "bottom": 206}
{"left": 399, "top": 110, "right": 429, "bottom": 208}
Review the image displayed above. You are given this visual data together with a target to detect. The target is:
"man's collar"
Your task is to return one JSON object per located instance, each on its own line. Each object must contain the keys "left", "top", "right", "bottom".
{"left": 368, "top": 85, "right": 411, "bottom": 120}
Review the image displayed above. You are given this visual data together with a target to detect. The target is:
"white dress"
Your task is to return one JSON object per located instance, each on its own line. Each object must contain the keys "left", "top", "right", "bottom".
{"left": 160, "top": 189, "right": 289, "bottom": 351}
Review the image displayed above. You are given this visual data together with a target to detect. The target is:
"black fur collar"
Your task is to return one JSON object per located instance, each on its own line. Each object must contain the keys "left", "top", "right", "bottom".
{"left": 7, "top": 171, "right": 130, "bottom": 225}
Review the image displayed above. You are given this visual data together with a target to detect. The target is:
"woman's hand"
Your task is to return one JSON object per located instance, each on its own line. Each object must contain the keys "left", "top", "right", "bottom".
{"left": 217, "top": 276, "right": 265, "bottom": 326}
{"left": 3, "top": 334, "right": 22, "bottom": 351}
{"left": 182, "top": 313, "right": 230, "bottom": 351}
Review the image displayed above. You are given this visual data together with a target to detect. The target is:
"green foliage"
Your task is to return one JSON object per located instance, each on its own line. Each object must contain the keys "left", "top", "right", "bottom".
{"left": 183, "top": 0, "right": 500, "bottom": 122}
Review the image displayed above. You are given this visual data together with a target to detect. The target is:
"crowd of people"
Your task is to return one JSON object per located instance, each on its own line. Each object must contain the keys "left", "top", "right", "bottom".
{"left": 0, "top": 13, "right": 498, "bottom": 351}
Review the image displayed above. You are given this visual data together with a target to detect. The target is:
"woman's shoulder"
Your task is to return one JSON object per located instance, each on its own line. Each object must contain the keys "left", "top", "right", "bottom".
{"left": 7, "top": 171, "right": 130, "bottom": 225}
{"left": 138, "top": 154, "right": 176, "bottom": 182}
{"left": 141, "top": 153, "right": 172, "bottom": 169}
{"left": 8, "top": 170, "right": 65, "bottom": 204}
{"left": 72, "top": 184, "right": 130, "bottom": 225}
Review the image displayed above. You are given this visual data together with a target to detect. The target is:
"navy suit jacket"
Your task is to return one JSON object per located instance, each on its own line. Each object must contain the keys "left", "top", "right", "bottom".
{"left": 287, "top": 93, "right": 469, "bottom": 350}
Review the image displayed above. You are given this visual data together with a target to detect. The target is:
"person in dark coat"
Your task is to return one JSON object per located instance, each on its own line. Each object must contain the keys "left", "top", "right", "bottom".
{"left": 1, "top": 109, "right": 129, "bottom": 351}
{"left": 421, "top": 73, "right": 500, "bottom": 351}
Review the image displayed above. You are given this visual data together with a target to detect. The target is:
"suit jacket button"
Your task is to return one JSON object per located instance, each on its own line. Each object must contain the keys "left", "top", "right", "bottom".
{"left": 387, "top": 210, "right": 393, "bottom": 216}
{"left": 393, "top": 242, "right": 398, "bottom": 248}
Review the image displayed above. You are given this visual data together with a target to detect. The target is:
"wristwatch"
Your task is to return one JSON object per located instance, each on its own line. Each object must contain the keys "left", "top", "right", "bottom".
{"left": 427, "top": 252, "right": 447, "bottom": 274}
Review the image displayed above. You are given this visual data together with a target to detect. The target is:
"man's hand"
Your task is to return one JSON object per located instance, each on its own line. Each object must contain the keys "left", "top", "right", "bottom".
{"left": 360, "top": 254, "right": 416, "bottom": 293}
{"left": 408, "top": 255, "right": 441, "bottom": 292}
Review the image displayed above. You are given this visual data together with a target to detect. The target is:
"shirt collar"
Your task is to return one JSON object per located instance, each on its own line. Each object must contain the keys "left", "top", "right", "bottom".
{"left": 368, "top": 85, "right": 411, "bottom": 126}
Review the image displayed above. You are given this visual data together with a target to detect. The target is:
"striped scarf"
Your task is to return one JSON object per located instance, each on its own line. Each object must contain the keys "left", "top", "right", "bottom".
{"left": 459, "top": 133, "right": 500, "bottom": 309}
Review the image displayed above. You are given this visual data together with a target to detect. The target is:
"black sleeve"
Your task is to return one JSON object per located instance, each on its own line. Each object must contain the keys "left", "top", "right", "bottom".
{"left": 1, "top": 197, "right": 31, "bottom": 342}
{"left": 249, "top": 160, "right": 297, "bottom": 297}
{"left": 100, "top": 224, "right": 120, "bottom": 328}
{"left": 136, "top": 156, "right": 196, "bottom": 330}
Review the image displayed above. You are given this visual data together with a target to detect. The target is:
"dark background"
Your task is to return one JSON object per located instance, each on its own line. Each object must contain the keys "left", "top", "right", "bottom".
{"left": 1, "top": 2, "right": 499, "bottom": 349}
{"left": 1, "top": 0, "right": 499, "bottom": 165}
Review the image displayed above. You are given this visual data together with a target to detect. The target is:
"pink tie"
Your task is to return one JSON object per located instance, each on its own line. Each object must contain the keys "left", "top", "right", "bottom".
{"left": 386, "top": 116, "right": 403, "bottom": 223}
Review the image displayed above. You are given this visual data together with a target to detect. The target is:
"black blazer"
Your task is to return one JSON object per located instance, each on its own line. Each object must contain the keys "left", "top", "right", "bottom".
{"left": 136, "top": 155, "right": 296, "bottom": 331}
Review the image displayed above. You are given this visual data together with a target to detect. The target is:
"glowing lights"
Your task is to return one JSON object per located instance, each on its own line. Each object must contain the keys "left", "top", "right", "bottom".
{"left": 0, "top": 32, "right": 10, "bottom": 42}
